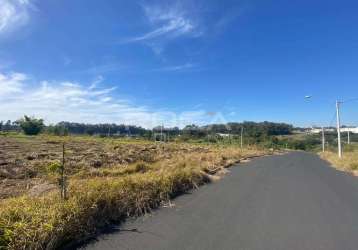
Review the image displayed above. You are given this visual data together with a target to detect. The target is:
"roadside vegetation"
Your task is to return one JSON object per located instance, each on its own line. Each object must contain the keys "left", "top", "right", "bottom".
{"left": 1, "top": 116, "right": 356, "bottom": 249}
{"left": 320, "top": 144, "right": 358, "bottom": 174}
{"left": 0, "top": 132, "right": 271, "bottom": 249}
{"left": 280, "top": 131, "right": 358, "bottom": 175}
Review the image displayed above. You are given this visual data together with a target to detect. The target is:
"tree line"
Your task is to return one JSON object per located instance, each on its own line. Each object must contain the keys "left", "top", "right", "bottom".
{"left": 0, "top": 116, "right": 294, "bottom": 139}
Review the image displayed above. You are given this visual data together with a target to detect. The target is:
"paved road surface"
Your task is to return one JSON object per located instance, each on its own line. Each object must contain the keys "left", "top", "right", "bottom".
{"left": 81, "top": 152, "right": 358, "bottom": 250}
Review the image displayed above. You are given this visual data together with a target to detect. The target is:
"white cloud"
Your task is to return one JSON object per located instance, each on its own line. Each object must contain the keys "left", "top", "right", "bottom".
{"left": 150, "top": 63, "right": 196, "bottom": 72}
{"left": 89, "top": 75, "right": 104, "bottom": 90}
{"left": 0, "top": 73, "right": 151, "bottom": 126}
{"left": 125, "top": 3, "right": 201, "bottom": 43}
{"left": 0, "top": 71, "right": 26, "bottom": 96}
{"left": 80, "top": 62, "right": 124, "bottom": 75}
{"left": 0, "top": 0, "right": 33, "bottom": 35}
{"left": 0, "top": 71, "right": 225, "bottom": 128}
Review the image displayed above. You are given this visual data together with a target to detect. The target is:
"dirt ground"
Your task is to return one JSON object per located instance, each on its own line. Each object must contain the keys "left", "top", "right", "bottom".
{"left": 0, "top": 134, "right": 211, "bottom": 199}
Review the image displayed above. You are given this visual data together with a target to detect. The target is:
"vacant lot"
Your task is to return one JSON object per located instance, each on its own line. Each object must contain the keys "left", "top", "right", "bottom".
{"left": 0, "top": 134, "right": 213, "bottom": 199}
{"left": 0, "top": 133, "right": 270, "bottom": 249}
{"left": 320, "top": 144, "right": 358, "bottom": 175}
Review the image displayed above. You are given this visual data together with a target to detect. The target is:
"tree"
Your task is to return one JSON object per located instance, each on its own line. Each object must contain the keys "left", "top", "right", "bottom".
{"left": 17, "top": 116, "right": 44, "bottom": 135}
{"left": 4, "top": 120, "right": 11, "bottom": 131}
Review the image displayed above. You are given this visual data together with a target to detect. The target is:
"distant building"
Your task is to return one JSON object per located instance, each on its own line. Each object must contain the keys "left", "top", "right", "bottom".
{"left": 216, "top": 133, "right": 231, "bottom": 137}
{"left": 341, "top": 127, "right": 358, "bottom": 134}
{"left": 307, "top": 127, "right": 335, "bottom": 134}
{"left": 307, "top": 126, "right": 358, "bottom": 134}
{"left": 292, "top": 129, "right": 306, "bottom": 134}
{"left": 308, "top": 128, "right": 322, "bottom": 134}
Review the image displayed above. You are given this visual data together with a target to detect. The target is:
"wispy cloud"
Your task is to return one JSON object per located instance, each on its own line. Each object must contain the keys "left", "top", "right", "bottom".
{"left": 0, "top": 0, "right": 34, "bottom": 35}
{"left": 121, "top": 1, "right": 241, "bottom": 57}
{"left": 0, "top": 72, "right": 26, "bottom": 96}
{"left": 124, "top": 2, "right": 201, "bottom": 44}
{"left": 80, "top": 62, "right": 124, "bottom": 75}
{"left": 150, "top": 63, "right": 197, "bottom": 72}
{"left": 0, "top": 70, "right": 227, "bottom": 128}
{"left": 212, "top": 6, "right": 243, "bottom": 35}
{"left": 89, "top": 75, "right": 104, "bottom": 90}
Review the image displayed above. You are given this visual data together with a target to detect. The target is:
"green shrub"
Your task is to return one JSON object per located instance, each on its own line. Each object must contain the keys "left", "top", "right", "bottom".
{"left": 46, "top": 125, "right": 69, "bottom": 136}
{"left": 17, "top": 116, "right": 44, "bottom": 135}
{"left": 47, "top": 161, "right": 62, "bottom": 174}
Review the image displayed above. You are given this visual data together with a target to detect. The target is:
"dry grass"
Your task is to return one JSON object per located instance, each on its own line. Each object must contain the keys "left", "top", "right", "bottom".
{"left": 0, "top": 133, "right": 270, "bottom": 249}
{"left": 320, "top": 147, "right": 358, "bottom": 174}
{"left": 0, "top": 169, "right": 206, "bottom": 249}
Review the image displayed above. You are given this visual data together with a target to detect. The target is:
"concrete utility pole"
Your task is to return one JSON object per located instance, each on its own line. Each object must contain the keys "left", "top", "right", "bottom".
{"left": 348, "top": 130, "right": 351, "bottom": 144}
{"left": 336, "top": 100, "right": 342, "bottom": 158}
{"left": 322, "top": 127, "right": 325, "bottom": 152}
{"left": 240, "top": 127, "right": 243, "bottom": 148}
{"left": 161, "top": 124, "right": 163, "bottom": 142}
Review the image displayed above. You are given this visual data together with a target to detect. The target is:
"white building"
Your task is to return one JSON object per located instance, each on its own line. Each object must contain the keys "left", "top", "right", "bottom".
{"left": 308, "top": 127, "right": 335, "bottom": 134}
{"left": 341, "top": 127, "right": 358, "bottom": 134}
{"left": 309, "top": 128, "right": 322, "bottom": 134}
{"left": 217, "top": 133, "right": 231, "bottom": 137}
{"left": 308, "top": 127, "right": 358, "bottom": 134}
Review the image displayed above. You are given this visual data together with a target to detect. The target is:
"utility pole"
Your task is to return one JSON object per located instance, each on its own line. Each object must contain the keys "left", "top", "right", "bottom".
{"left": 161, "top": 123, "right": 163, "bottom": 142}
{"left": 240, "top": 127, "right": 243, "bottom": 148}
{"left": 321, "top": 127, "right": 325, "bottom": 152}
{"left": 336, "top": 100, "right": 342, "bottom": 158}
{"left": 228, "top": 129, "right": 232, "bottom": 144}
{"left": 348, "top": 130, "right": 351, "bottom": 144}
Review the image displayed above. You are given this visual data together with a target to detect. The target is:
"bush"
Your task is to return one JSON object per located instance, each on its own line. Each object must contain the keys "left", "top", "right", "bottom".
{"left": 17, "top": 116, "right": 44, "bottom": 135}
{"left": 47, "top": 161, "right": 62, "bottom": 174}
{"left": 46, "top": 125, "right": 69, "bottom": 136}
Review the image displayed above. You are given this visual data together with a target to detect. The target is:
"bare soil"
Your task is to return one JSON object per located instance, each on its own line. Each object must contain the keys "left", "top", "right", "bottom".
{"left": 0, "top": 135, "right": 211, "bottom": 199}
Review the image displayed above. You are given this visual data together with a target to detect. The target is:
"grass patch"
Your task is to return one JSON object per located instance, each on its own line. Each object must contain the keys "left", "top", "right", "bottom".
{"left": 0, "top": 134, "right": 270, "bottom": 249}
{"left": 320, "top": 147, "right": 358, "bottom": 173}
{"left": 0, "top": 168, "right": 206, "bottom": 249}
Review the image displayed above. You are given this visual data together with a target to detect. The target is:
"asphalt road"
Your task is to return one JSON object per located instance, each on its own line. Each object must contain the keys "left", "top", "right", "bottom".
{"left": 81, "top": 152, "right": 358, "bottom": 250}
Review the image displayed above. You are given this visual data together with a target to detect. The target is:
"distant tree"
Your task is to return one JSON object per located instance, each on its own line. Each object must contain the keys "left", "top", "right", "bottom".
{"left": 0, "top": 121, "right": 3, "bottom": 131}
{"left": 17, "top": 116, "right": 44, "bottom": 135}
{"left": 46, "top": 125, "right": 69, "bottom": 136}
{"left": 53, "top": 121, "right": 147, "bottom": 137}
{"left": 4, "top": 120, "right": 11, "bottom": 131}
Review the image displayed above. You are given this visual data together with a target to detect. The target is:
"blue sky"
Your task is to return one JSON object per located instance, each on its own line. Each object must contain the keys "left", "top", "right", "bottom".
{"left": 0, "top": 0, "right": 357, "bottom": 128}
